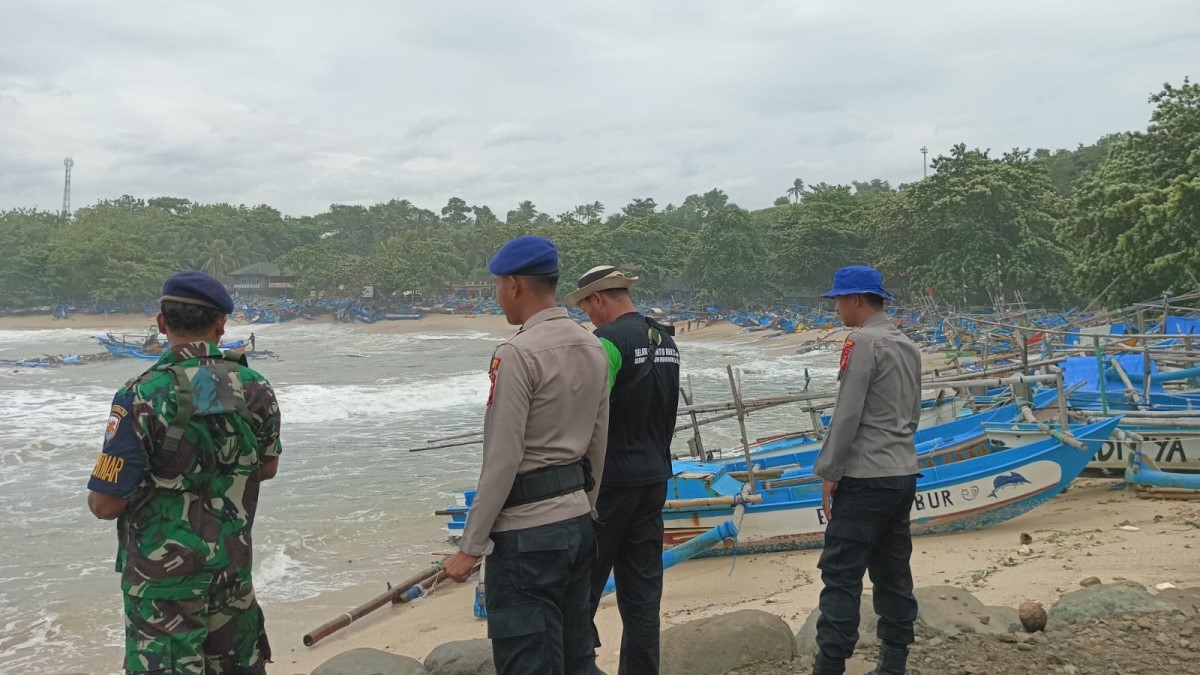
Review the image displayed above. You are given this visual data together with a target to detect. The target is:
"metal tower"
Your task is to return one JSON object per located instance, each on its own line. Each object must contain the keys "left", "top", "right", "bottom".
{"left": 62, "top": 157, "right": 74, "bottom": 218}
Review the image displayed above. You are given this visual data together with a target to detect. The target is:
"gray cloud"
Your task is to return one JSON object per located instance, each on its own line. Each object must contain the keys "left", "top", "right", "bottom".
{"left": 0, "top": 0, "right": 1196, "bottom": 216}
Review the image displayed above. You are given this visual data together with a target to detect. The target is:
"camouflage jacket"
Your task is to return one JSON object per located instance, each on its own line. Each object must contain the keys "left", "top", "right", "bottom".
{"left": 87, "top": 341, "right": 282, "bottom": 599}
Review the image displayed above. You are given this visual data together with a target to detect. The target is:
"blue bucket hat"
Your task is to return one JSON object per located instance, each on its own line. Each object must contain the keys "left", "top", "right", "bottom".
{"left": 822, "top": 265, "right": 894, "bottom": 302}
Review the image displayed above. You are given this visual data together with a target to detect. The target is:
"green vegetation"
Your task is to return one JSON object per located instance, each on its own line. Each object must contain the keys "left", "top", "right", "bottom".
{"left": 1, "top": 80, "right": 1196, "bottom": 309}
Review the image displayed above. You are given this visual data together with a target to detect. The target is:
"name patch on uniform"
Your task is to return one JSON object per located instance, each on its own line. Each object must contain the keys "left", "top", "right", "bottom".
{"left": 91, "top": 452, "right": 125, "bottom": 483}
{"left": 104, "top": 405, "right": 129, "bottom": 443}
{"left": 487, "top": 357, "right": 501, "bottom": 406}
{"left": 838, "top": 339, "right": 855, "bottom": 379}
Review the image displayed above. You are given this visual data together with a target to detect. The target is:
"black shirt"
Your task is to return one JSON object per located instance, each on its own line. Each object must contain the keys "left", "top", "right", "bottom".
{"left": 594, "top": 312, "right": 681, "bottom": 487}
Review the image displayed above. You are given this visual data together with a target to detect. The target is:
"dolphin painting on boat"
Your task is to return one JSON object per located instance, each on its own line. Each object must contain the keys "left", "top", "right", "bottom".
{"left": 987, "top": 471, "right": 1031, "bottom": 499}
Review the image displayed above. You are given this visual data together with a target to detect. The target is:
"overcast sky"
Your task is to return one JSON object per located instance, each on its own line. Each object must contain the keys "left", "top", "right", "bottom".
{"left": 1, "top": 1, "right": 1196, "bottom": 217}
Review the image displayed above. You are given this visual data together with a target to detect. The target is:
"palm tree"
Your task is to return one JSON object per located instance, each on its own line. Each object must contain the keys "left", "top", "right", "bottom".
{"left": 196, "top": 239, "right": 238, "bottom": 276}
{"left": 787, "top": 178, "right": 806, "bottom": 204}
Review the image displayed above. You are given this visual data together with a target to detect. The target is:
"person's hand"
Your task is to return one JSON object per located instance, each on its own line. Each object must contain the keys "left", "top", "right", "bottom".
{"left": 822, "top": 480, "right": 839, "bottom": 522}
{"left": 444, "top": 551, "right": 480, "bottom": 583}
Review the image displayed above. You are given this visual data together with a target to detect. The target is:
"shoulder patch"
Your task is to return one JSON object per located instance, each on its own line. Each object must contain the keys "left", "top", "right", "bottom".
{"left": 838, "top": 338, "right": 855, "bottom": 378}
{"left": 487, "top": 356, "right": 501, "bottom": 406}
{"left": 105, "top": 405, "right": 129, "bottom": 443}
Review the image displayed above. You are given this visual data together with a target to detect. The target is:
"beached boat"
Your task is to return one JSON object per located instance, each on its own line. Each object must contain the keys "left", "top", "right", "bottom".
{"left": 985, "top": 420, "right": 1200, "bottom": 471}
{"left": 704, "top": 389, "right": 1061, "bottom": 471}
{"left": 654, "top": 416, "right": 1121, "bottom": 555}
{"left": 443, "top": 417, "right": 1120, "bottom": 552}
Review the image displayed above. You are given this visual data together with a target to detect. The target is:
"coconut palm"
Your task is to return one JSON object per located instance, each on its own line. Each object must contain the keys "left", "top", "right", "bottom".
{"left": 786, "top": 178, "right": 806, "bottom": 204}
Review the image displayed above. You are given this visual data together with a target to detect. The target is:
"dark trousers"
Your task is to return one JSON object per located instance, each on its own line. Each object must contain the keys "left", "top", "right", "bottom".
{"left": 589, "top": 482, "right": 667, "bottom": 675}
{"left": 816, "top": 475, "right": 919, "bottom": 660}
{"left": 486, "top": 514, "right": 597, "bottom": 675}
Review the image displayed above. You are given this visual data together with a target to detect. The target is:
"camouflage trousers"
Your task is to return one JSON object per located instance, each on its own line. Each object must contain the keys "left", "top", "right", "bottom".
{"left": 123, "top": 576, "right": 271, "bottom": 674}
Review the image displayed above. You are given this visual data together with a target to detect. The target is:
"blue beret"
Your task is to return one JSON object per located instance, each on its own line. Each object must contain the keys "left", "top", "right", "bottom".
{"left": 161, "top": 271, "right": 234, "bottom": 314}
{"left": 488, "top": 236, "right": 559, "bottom": 276}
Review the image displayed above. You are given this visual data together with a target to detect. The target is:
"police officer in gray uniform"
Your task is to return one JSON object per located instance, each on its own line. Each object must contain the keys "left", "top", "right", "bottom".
{"left": 810, "top": 266, "right": 921, "bottom": 675}
{"left": 444, "top": 236, "right": 610, "bottom": 675}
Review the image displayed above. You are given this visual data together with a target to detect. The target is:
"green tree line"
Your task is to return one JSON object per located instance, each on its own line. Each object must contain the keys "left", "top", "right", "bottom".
{"left": 1, "top": 79, "right": 1196, "bottom": 309}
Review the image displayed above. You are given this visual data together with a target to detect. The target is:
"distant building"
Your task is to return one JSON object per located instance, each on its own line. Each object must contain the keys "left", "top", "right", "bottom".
{"left": 446, "top": 277, "right": 495, "bottom": 299}
{"left": 229, "top": 263, "right": 295, "bottom": 294}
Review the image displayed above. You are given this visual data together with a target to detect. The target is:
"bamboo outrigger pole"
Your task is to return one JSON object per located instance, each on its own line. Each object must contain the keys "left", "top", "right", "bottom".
{"left": 726, "top": 365, "right": 757, "bottom": 494}
{"left": 304, "top": 561, "right": 453, "bottom": 647}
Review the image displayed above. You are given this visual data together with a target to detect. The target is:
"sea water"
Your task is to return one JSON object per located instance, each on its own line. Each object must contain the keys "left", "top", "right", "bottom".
{"left": 0, "top": 322, "right": 837, "bottom": 673}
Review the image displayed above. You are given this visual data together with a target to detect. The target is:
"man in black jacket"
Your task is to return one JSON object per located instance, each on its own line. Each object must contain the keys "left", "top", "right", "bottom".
{"left": 568, "top": 265, "right": 680, "bottom": 675}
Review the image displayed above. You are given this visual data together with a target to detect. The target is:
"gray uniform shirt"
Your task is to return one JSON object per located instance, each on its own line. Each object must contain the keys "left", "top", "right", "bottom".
{"left": 459, "top": 307, "right": 610, "bottom": 557}
{"left": 813, "top": 313, "right": 921, "bottom": 482}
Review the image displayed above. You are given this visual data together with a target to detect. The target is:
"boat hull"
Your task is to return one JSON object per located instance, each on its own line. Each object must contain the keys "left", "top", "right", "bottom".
{"left": 660, "top": 417, "right": 1120, "bottom": 557}
{"left": 986, "top": 425, "right": 1200, "bottom": 471}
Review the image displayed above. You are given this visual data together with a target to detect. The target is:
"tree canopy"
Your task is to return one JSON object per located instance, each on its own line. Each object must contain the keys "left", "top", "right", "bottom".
{"left": 1, "top": 80, "right": 1195, "bottom": 310}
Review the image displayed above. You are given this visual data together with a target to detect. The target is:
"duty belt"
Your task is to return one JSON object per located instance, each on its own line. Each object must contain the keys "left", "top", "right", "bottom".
{"left": 504, "top": 459, "right": 594, "bottom": 508}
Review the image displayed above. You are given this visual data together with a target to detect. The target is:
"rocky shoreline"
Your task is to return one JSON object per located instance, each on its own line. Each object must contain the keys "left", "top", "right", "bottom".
{"left": 297, "top": 581, "right": 1200, "bottom": 675}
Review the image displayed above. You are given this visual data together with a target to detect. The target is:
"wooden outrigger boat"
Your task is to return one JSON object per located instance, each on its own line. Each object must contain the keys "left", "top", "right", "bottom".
{"left": 655, "top": 416, "right": 1120, "bottom": 555}
{"left": 442, "top": 416, "right": 1120, "bottom": 553}
{"left": 97, "top": 332, "right": 250, "bottom": 360}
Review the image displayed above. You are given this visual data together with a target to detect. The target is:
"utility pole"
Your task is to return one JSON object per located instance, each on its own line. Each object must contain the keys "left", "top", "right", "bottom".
{"left": 61, "top": 157, "right": 74, "bottom": 219}
{"left": 920, "top": 147, "right": 928, "bottom": 178}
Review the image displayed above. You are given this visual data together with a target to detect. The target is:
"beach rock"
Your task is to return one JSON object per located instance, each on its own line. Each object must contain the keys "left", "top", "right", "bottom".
{"left": 1158, "top": 587, "right": 1200, "bottom": 616}
{"left": 795, "top": 593, "right": 878, "bottom": 655}
{"left": 1079, "top": 576, "right": 1102, "bottom": 588}
{"left": 424, "top": 639, "right": 496, "bottom": 675}
{"left": 1049, "top": 581, "right": 1173, "bottom": 627}
{"left": 914, "top": 586, "right": 1018, "bottom": 636}
{"left": 661, "top": 609, "right": 796, "bottom": 675}
{"left": 1019, "top": 601, "right": 1048, "bottom": 632}
{"left": 313, "top": 647, "right": 427, "bottom": 675}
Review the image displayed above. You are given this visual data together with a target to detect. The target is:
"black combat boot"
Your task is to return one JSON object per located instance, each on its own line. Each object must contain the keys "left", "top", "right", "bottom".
{"left": 867, "top": 641, "right": 909, "bottom": 674}
{"left": 812, "top": 650, "right": 846, "bottom": 675}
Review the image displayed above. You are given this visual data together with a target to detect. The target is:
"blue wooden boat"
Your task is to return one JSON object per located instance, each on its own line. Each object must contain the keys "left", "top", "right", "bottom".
{"left": 985, "top": 418, "right": 1200, "bottom": 471}
{"left": 710, "top": 389, "right": 1061, "bottom": 471}
{"left": 97, "top": 334, "right": 249, "bottom": 360}
{"left": 440, "top": 393, "right": 1057, "bottom": 541}
{"left": 653, "top": 416, "right": 1121, "bottom": 555}
{"left": 1061, "top": 355, "right": 1200, "bottom": 413}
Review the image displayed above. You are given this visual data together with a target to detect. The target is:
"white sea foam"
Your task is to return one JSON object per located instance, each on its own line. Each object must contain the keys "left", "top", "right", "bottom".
{"left": 254, "top": 545, "right": 333, "bottom": 603}
{"left": 276, "top": 372, "right": 489, "bottom": 425}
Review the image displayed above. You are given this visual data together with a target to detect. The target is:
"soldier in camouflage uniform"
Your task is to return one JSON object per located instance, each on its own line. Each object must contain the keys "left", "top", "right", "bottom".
{"left": 87, "top": 271, "right": 282, "bottom": 674}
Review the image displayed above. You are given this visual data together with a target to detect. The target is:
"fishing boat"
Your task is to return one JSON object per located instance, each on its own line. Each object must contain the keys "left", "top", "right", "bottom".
{"left": 985, "top": 418, "right": 1200, "bottom": 471}
{"left": 443, "top": 417, "right": 1121, "bottom": 552}
{"left": 1059, "top": 355, "right": 1200, "bottom": 413}
{"left": 655, "top": 416, "right": 1121, "bottom": 554}
{"left": 97, "top": 333, "right": 250, "bottom": 360}
{"left": 703, "top": 389, "right": 1061, "bottom": 470}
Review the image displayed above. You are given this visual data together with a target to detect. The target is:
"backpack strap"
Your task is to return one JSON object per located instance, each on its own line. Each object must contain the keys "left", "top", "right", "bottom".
{"left": 159, "top": 357, "right": 252, "bottom": 454}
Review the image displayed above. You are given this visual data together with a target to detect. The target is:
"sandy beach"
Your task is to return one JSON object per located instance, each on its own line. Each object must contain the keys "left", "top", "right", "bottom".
{"left": 277, "top": 478, "right": 1189, "bottom": 674}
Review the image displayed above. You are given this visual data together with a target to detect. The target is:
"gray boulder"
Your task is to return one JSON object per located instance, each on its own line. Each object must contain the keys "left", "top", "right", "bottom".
{"left": 312, "top": 647, "right": 427, "bottom": 675}
{"left": 661, "top": 609, "right": 796, "bottom": 675}
{"left": 1049, "top": 581, "right": 1174, "bottom": 626}
{"left": 424, "top": 639, "right": 496, "bottom": 675}
{"left": 795, "top": 593, "right": 879, "bottom": 655}
{"left": 914, "top": 586, "right": 1019, "bottom": 635}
